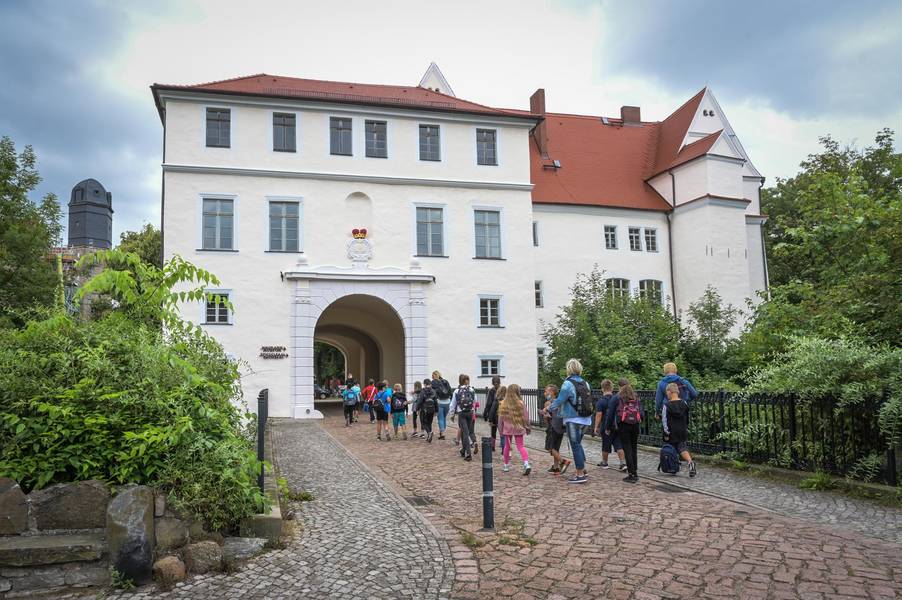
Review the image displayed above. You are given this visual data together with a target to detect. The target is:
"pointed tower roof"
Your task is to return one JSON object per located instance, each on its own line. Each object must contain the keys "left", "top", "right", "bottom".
{"left": 417, "top": 62, "right": 455, "bottom": 97}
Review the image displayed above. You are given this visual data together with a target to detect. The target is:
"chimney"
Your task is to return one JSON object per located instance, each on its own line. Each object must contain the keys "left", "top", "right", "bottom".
{"left": 620, "top": 105, "right": 641, "bottom": 124}
{"left": 530, "top": 88, "right": 549, "bottom": 158}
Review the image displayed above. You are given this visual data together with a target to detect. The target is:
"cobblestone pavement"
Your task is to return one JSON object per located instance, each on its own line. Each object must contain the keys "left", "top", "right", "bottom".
{"left": 97, "top": 419, "right": 454, "bottom": 600}
{"left": 324, "top": 409, "right": 902, "bottom": 600}
{"left": 468, "top": 419, "right": 902, "bottom": 546}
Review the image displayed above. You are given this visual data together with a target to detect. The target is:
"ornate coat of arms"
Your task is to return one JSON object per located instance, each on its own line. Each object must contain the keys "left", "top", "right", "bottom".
{"left": 346, "top": 228, "right": 373, "bottom": 262}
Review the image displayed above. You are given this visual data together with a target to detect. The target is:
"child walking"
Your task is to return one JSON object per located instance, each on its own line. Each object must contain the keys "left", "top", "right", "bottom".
{"left": 373, "top": 380, "right": 392, "bottom": 441}
{"left": 498, "top": 384, "right": 531, "bottom": 475}
{"left": 417, "top": 378, "right": 438, "bottom": 442}
{"left": 449, "top": 374, "right": 477, "bottom": 461}
{"left": 663, "top": 382, "right": 698, "bottom": 477}
{"left": 390, "top": 383, "right": 409, "bottom": 440}
{"left": 410, "top": 381, "right": 422, "bottom": 437}
{"left": 540, "top": 385, "right": 570, "bottom": 474}
{"left": 341, "top": 381, "right": 360, "bottom": 427}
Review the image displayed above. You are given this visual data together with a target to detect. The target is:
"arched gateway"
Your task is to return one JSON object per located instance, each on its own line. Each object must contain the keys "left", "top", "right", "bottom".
{"left": 284, "top": 257, "right": 433, "bottom": 419}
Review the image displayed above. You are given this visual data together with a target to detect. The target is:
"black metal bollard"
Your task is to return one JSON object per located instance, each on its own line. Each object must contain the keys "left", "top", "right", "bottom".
{"left": 480, "top": 436, "right": 494, "bottom": 531}
{"left": 257, "top": 389, "right": 269, "bottom": 493}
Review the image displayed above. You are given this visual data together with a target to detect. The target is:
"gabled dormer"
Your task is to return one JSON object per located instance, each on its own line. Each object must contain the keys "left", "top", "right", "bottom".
{"left": 417, "top": 62, "right": 455, "bottom": 97}
{"left": 683, "top": 88, "right": 761, "bottom": 179}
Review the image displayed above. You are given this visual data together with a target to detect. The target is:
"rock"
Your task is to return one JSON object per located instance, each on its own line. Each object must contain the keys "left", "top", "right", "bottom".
{"left": 107, "top": 486, "right": 155, "bottom": 584}
{"left": 187, "top": 519, "right": 222, "bottom": 544}
{"left": 183, "top": 541, "right": 222, "bottom": 574}
{"left": 0, "top": 577, "right": 10, "bottom": 592}
{"left": 154, "top": 492, "right": 166, "bottom": 518}
{"left": 63, "top": 564, "right": 110, "bottom": 587}
{"left": 3, "top": 566, "right": 65, "bottom": 592}
{"left": 153, "top": 556, "right": 186, "bottom": 590}
{"left": 29, "top": 480, "right": 109, "bottom": 530}
{"left": 222, "top": 537, "right": 266, "bottom": 563}
{"left": 154, "top": 517, "right": 189, "bottom": 551}
{"left": 0, "top": 533, "right": 104, "bottom": 566}
{"left": 0, "top": 479, "right": 27, "bottom": 535}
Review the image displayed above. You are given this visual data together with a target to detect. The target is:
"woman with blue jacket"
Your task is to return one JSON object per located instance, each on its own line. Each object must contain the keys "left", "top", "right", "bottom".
{"left": 549, "top": 358, "right": 592, "bottom": 484}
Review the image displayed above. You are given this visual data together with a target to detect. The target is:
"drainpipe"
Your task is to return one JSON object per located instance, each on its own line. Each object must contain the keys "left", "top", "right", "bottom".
{"left": 758, "top": 178, "right": 771, "bottom": 300}
{"left": 666, "top": 170, "right": 678, "bottom": 316}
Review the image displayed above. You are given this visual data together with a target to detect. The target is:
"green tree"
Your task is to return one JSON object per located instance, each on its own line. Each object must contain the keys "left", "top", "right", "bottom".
{"left": 680, "top": 286, "right": 743, "bottom": 387}
{"left": 541, "top": 268, "right": 682, "bottom": 388}
{"left": 0, "top": 137, "right": 62, "bottom": 317}
{"left": 118, "top": 223, "right": 162, "bottom": 268}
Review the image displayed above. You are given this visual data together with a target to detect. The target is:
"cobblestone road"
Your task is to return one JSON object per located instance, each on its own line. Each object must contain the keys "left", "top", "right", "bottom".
{"left": 324, "top": 409, "right": 902, "bottom": 600}
{"left": 100, "top": 419, "right": 455, "bottom": 600}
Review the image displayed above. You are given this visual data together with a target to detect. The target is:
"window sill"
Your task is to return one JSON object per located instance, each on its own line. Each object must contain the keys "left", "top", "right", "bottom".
{"left": 477, "top": 375, "right": 504, "bottom": 379}
{"left": 265, "top": 250, "right": 302, "bottom": 254}
{"left": 365, "top": 154, "right": 388, "bottom": 159}
{"left": 419, "top": 158, "right": 442, "bottom": 162}
{"left": 202, "top": 322, "right": 233, "bottom": 326}
{"left": 206, "top": 144, "right": 231, "bottom": 149}
{"left": 478, "top": 325, "right": 504, "bottom": 329}
{"left": 196, "top": 248, "right": 239, "bottom": 253}
{"left": 415, "top": 254, "right": 449, "bottom": 258}
{"left": 477, "top": 162, "right": 499, "bottom": 167}
{"left": 473, "top": 257, "right": 506, "bottom": 261}
{"left": 629, "top": 249, "right": 643, "bottom": 252}
{"left": 330, "top": 152, "right": 353, "bottom": 157}
{"left": 273, "top": 149, "right": 297, "bottom": 153}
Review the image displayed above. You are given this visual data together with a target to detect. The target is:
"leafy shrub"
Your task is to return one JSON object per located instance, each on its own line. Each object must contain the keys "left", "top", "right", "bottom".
{"left": 846, "top": 454, "right": 884, "bottom": 483}
{"left": 799, "top": 471, "right": 836, "bottom": 491}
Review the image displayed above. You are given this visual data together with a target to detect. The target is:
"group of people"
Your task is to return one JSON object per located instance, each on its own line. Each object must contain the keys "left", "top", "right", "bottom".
{"left": 335, "top": 360, "right": 700, "bottom": 484}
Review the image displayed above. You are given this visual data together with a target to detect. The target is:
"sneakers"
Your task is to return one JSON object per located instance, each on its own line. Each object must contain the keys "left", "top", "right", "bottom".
{"left": 560, "top": 459, "right": 572, "bottom": 475}
{"left": 689, "top": 461, "right": 697, "bottom": 478}
{"left": 547, "top": 465, "right": 561, "bottom": 473}
{"left": 459, "top": 448, "right": 465, "bottom": 458}
{"left": 623, "top": 474, "right": 638, "bottom": 483}
{"left": 502, "top": 463, "right": 510, "bottom": 472}
{"left": 567, "top": 475, "right": 588, "bottom": 484}
{"left": 464, "top": 454, "right": 473, "bottom": 462}
{"left": 523, "top": 461, "right": 531, "bottom": 476}
{"left": 427, "top": 432, "right": 433, "bottom": 443}
{"left": 618, "top": 463, "right": 628, "bottom": 472}
{"left": 376, "top": 435, "right": 382, "bottom": 441}
{"left": 597, "top": 461, "right": 609, "bottom": 469}
{"left": 439, "top": 433, "right": 445, "bottom": 440}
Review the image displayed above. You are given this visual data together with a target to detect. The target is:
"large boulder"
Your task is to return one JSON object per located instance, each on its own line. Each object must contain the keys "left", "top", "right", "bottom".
{"left": 0, "top": 479, "right": 27, "bottom": 535}
{"left": 183, "top": 541, "right": 222, "bottom": 574}
{"left": 222, "top": 537, "right": 266, "bottom": 563}
{"left": 153, "top": 555, "right": 186, "bottom": 590}
{"left": 107, "top": 486, "right": 155, "bottom": 584}
{"left": 29, "top": 480, "right": 109, "bottom": 530}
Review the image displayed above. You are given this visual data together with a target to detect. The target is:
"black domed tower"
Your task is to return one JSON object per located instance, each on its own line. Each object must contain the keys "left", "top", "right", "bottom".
{"left": 68, "top": 179, "right": 113, "bottom": 249}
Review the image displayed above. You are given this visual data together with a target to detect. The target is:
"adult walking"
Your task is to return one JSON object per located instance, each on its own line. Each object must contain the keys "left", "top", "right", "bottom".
{"left": 606, "top": 378, "right": 642, "bottom": 483}
{"left": 431, "top": 370, "right": 453, "bottom": 440}
{"left": 549, "top": 358, "right": 594, "bottom": 484}
{"left": 482, "top": 375, "right": 502, "bottom": 450}
{"left": 654, "top": 362, "right": 698, "bottom": 418}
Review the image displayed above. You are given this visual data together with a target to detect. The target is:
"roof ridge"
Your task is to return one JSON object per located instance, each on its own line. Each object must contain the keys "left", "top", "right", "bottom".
{"left": 661, "top": 87, "right": 707, "bottom": 124}
{"left": 184, "top": 73, "right": 269, "bottom": 88}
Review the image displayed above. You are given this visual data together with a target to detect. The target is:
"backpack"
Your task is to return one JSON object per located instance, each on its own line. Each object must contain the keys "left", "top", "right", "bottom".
{"left": 658, "top": 443, "right": 680, "bottom": 475}
{"left": 392, "top": 393, "right": 407, "bottom": 412}
{"left": 456, "top": 386, "right": 475, "bottom": 413}
{"left": 343, "top": 388, "right": 359, "bottom": 406}
{"left": 619, "top": 395, "right": 642, "bottom": 425}
{"left": 567, "top": 377, "right": 594, "bottom": 418}
{"left": 439, "top": 379, "right": 453, "bottom": 399}
{"left": 372, "top": 391, "right": 388, "bottom": 415}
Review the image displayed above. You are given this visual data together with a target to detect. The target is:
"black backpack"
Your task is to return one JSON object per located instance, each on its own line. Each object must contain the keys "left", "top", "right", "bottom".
{"left": 439, "top": 379, "right": 453, "bottom": 399}
{"left": 567, "top": 377, "right": 594, "bottom": 418}
{"left": 391, "top": 392, "right": 407, "bottom": 412}
{"left": 456, "top": 386, "right": 475, "bottom": 413}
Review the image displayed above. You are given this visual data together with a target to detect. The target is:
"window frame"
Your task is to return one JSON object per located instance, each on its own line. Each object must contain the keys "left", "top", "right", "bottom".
{"left": 272, "top": 111, "right": 297, "bottom": 153}
{"left": 413, "top": 203, "right": 447, "bottom": 257}
{"left": 204, "top": 107, "right": 231, "bottom": 149}
{"left": 478, "top": 355, "right": 504, "bottom": 378}
{"left": 364, "top": 119, "right": 388, "bottom": 158}
{"left": 329, "top": 116, "right": 353, "bottom": 156}
{"left": 418, "top": 124, "right": 441, "bottom": 161}
{"left": 606, "top": 277, "right": 631, "bottom": 299}
{"left": 266, "top": 196, "right": 303, "bottom": 253}
{"left": 202, "top": 289, "right": 233, "bottom": 325}
{"left": 604, "top": 225, "right": 618, "bottom": 250}
{"left": 477, "top": 295, "right": 503, "bottom": 328}
{"left": 534, "top": 280, "right": 543, "bottom": 308}
{"left": 197, "top": 194, "right": 239, "bottom": 251}
{"left": 475, "top": 127, "right": 499, "bottom": 166}
{"left": 532, "top": 220, "right": 539, "bottom": 247}
{"left": 473, "top": 207, "right": 504, "bottom": 259}
{"left": 639, "top": 279, "right": 664, "bottom": 304}
{"left": 628, "top": 226, "right": 643, "bottom": 252}
{"left": 644, "top": 228, "right": 659, "bottom": 253}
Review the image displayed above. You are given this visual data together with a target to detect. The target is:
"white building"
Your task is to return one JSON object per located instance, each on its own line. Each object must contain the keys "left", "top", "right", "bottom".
{"left": 152, "top": 65, "right": 767, "bottom": 419}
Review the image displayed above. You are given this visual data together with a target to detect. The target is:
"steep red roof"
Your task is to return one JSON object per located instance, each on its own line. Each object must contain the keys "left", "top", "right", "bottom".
{"left": 651, "top": 87, "right": 706, "bottom": 174}
{"left": 529, "top": 114, "right": 671, "bottom": 211}
{"left": 660, "top": 130, "right": 722, "bottom": 172}
{"left": 152, "top": 73, "right": 537, "bottom": 120}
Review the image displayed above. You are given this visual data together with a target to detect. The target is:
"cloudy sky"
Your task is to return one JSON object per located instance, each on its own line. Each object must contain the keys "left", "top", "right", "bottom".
{"left": 1, "top": 0, "right": 900, "bottom": 241}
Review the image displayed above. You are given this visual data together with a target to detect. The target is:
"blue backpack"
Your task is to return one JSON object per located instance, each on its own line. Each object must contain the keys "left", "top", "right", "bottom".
{"left": 658, "top": 443, "right": 680, "bottom": 475}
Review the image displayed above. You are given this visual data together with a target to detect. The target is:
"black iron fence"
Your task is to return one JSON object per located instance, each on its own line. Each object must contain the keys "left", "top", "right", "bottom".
{"left": 474, "top": 388, "right": 898, "bottom": 485}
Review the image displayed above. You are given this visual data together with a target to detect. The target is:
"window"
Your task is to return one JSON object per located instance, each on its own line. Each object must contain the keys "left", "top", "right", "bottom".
{"left": 419, "top": 124, "right": 440, "bottom": 161}
{"left": 205, "top": 292, "right": 230, "bottom": 324}
{"left": 537, "top": 348, "right": 546, "bottom": 372}
{"left": 365, "top": 120, "right": 387, "bottom": 158}
{"left": 474, "top": 210, "right": 501, "bottom": 258}
{"left": 606, "top": 278, "right": 630, "bottom": 299}
{"left": 479, "top": 297, "right": 500, "bottom": 327}
{"left": 476, "top": 128, "right": 497, "bottom": 165}
{"left": 415, "top": 207, "right": 444, "bottom": 256}
{"left": 330, "top": 117, "right": 352, "bottom": 155}
{"left": 628, "top": 227, "right": 642, "bottom": 251}
{"left": 639, "top": 279, "right": 663, "bottom": 304}
{"left": 644, "top": 228, "right": 658, "bottom": 252}
{"left": 202, "top": 198, "right": 234, "bottom": 250}
{"left": 272, "top": 113, "right": 296, "bottom": 152}
{"left": 269, "top": 202, "right": 299, "bottom": 252}
{"left": 535, "top": 281, "right": 543, "bottom": 307}
{"left": 532, "top": 221, "right": 539, "bottom": 247}
{"left": 205, "top": 108, "right": 230, "bottom": 148}
{"left": 480, "top": 358, "right": 501, "bottom": 377}
{"left": 604, "top": 225, "right": 617, "bottom": 250}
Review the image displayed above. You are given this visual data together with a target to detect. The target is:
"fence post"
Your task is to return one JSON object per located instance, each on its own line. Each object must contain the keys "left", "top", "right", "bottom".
{"left": 257, "top": 388, "right": 269, "bottom": 494}
{"left": 717, "top": 389, "right": 726, "bottom": 454}
{"left": 788, "top": 393, "right": 798, "bottom": 468}
{"left": 480, "top": 436, "right": 494, "bottom": 531}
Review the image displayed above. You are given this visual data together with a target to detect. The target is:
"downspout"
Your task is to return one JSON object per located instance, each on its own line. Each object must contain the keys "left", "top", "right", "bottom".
{"left": 666, "top": 170, "right": 678, "bottom": 316}
{"left": 758, "top": 177, "right": 770, "bottom": 299}
{"left": 160, "top": 107, "right": 166, "bottom": 268}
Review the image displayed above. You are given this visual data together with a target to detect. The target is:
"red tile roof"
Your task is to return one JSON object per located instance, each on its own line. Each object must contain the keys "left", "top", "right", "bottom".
{"left": 660, "top": 130, "right": 723, "bottom": 172}
{"left": 152, "top": 73, "right": 538, "bottom": 120}
{"left": 651, "top": 88, "right": 706, "bottom": 175}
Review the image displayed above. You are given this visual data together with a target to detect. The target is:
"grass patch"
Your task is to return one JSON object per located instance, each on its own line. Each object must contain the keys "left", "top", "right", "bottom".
{"left": 460, "top": 531, "right": 486, "bottom": 549}
{"left": 800, "top": 471, "right": 837, "bottom": 491}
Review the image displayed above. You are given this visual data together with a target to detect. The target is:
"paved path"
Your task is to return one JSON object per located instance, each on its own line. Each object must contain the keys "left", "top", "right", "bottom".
{"left": 325, "top": 410, "right": 902, "bottom": 600}
{"left": 102, "top": 419, "right": 454, "bottom": 599}
{"left": 465, "top": 419, "right": 902, "bottom": 546}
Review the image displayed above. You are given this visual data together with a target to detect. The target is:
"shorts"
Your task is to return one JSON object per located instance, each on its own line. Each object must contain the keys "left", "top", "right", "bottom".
{"left": 376, "top": 411, "right": 389, "bottom": 422}
{"left": 544, "top": 428, "right": 564, "bottom": 451}
{"left": 392, "top": 412, "right": 406, "bottom": 427}
{"left": 602, "top": 430, "right": 623, "bottom": 453}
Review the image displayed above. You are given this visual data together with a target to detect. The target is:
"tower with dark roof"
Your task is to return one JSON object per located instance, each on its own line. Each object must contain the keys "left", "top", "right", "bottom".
{"left": 68, "top": 178, "right": 113, "bottom": 249}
